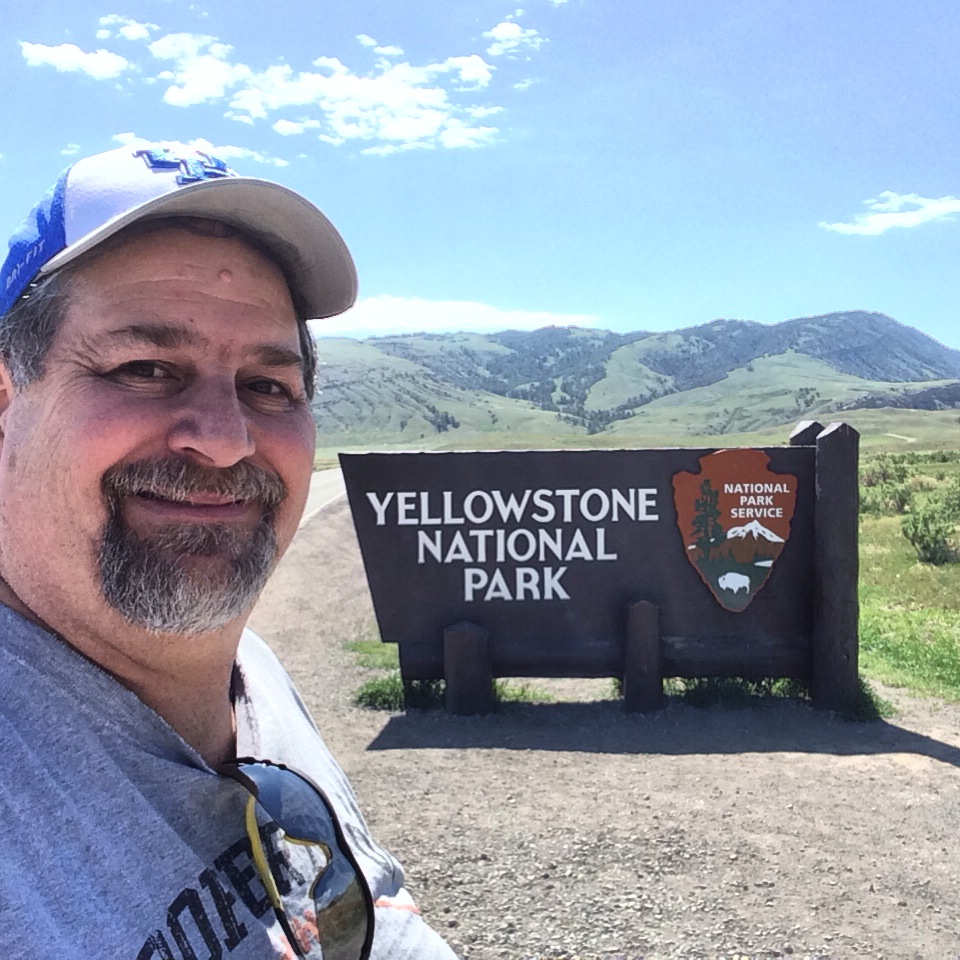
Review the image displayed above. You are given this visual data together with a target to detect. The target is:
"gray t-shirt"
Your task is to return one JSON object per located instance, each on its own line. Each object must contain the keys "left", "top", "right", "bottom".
{"left": 0, "top": 605, "right": 458, "bottom": 959}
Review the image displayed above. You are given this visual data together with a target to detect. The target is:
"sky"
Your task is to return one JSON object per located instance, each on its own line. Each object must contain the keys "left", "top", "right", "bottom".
{"left": 3, "top": 1, "right": 960, "bottom": 348}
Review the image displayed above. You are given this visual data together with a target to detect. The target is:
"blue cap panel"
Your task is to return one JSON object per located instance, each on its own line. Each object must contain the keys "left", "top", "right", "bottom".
{"left": 0, "top": 169, "right": 69, "bottom": 317}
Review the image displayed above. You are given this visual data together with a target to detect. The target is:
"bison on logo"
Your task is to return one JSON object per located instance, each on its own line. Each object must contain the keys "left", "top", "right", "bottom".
{"left": 672, "top": 449, "right": 797, "bottom": 612}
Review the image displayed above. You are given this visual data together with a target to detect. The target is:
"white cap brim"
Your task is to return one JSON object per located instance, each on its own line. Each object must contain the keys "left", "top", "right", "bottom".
{"left": 39, "top": 177, "right": 357, "bottom": 320}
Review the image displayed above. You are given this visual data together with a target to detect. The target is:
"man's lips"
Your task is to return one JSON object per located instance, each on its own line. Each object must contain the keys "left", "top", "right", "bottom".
{"left": 128, "top": 491, "right": 260, "bottom": 520}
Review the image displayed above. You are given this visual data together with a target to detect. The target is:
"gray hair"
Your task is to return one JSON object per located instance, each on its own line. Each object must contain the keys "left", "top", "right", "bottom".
{"left": 0, "top": 217, "right": 320, "bottom": 397}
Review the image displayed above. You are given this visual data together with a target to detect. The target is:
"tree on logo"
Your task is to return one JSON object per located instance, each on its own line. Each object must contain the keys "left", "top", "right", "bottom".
{"left": 692, "top": 479, "right": 724, "bottom": 559}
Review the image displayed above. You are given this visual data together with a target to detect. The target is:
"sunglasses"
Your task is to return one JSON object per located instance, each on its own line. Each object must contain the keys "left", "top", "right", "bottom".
{"left": 219, "top": 758, "right": 375, "bottom": 960}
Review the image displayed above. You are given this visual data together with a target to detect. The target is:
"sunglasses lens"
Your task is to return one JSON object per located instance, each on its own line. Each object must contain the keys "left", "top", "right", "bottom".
{"left": 244, "top": 764, "right": 337, "bottom": 844}
{"left": 233, "top": 763, "right": 373, "bottom": 960}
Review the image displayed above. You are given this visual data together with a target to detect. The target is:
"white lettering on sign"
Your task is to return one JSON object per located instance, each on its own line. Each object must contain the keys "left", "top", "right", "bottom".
{"left": 367, "top": 487, "right": 659, "bottom": 526}
{"left": 370, "top": 485, "right": 659, "bottom": 601}
{"left": 723, "top": 482, "right": 792, "bottom": 495}
{"left": 464, "top": 566, "right": 570, "bottom": 602}
{"left": 417, "top": 527, "right": 618, "bottom": 565}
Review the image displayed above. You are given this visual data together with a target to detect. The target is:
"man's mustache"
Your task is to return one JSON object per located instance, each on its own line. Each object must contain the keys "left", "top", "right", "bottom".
{"left": 102, "top": 458, "right": 287, "bottom": 510}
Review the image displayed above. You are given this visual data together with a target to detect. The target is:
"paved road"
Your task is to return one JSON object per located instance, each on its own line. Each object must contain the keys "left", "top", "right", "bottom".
{"left": 298, "top": 467, "right": 346, "bottom": 528}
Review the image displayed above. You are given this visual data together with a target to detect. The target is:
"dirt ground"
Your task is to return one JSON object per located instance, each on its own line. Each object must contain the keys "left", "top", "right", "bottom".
{"left": 248, "top": 499, "right": 960, "bottom": 960}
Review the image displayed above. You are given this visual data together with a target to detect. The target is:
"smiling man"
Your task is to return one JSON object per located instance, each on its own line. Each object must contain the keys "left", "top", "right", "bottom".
{"left": 0, "top": 144, "right": 459, "bottom": 960}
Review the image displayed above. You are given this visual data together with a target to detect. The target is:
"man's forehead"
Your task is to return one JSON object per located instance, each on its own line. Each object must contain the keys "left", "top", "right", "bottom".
{"left": 80, "top": 221, "right": 290, "bottom": 279}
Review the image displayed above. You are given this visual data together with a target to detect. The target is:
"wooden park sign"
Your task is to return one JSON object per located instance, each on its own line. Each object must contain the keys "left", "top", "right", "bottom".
{"left": 340, "top": 420, "right": 859, "bottom": 714}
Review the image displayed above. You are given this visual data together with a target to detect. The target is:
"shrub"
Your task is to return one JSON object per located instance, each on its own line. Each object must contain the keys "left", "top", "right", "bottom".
{"left": 860, "top": 481, "right": 912, "bottom": 516}
{"left": 942, "top": 476, "right": 960, "bottom": 520}
{"left": 860, "top": 453, "right": 913, "bottom": 488}
{"left": 901, "top": 506, "right": 958, "bottom": 565}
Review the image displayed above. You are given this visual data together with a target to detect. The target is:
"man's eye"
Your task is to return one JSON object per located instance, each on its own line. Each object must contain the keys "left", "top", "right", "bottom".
{"left": 114, "top": 360, "right": 169, "bottom": 379}
{"left": 246, "top": 379, "right": 288, "bottom": 397}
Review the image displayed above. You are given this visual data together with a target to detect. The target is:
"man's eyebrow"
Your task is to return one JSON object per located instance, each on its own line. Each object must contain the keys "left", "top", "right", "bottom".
{"left": 80, "top": 323, "right": 304, "bottom": 369}
{"left": 82, "top": 322, "right": 207, "bottom": 352}
{"left": 249, "top": 344, "right": 305, "bottom": 369}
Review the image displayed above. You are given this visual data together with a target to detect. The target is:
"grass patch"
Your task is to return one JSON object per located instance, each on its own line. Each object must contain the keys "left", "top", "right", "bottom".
{"left": 859, "top": 510, "right": 960, "bottom": 702}
{"left": 353, "top": 673, "right": 445, "bottom": 711}
{"left": 860, "top": 604, "right": 960, "bottom": 700}
{"left": 354, "top": 673, "right": 406, "bottom": 710}
{"left": 345, "top": 635, "right": 399, "bottom": 671}
{"left": 662, "top": 676, "right": 809, "bottom": 709}
{"left": 493, "top": 679, "right": 557, "bottom": 704}
{"left": 350, "top": 658, "right": 558, "bottom": 711}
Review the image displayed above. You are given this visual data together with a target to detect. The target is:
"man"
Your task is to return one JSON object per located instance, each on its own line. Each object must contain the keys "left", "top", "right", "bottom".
{"left": 0, "top": 143, "right": 459, "bottom": 959}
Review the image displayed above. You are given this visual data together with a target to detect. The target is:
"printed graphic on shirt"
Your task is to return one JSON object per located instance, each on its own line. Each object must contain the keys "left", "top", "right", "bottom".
{"left": 136, "top": 822, "right": 328, "bottom": 959}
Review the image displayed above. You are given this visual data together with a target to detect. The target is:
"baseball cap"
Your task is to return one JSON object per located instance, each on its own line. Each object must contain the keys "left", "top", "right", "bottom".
{"left": 0, "top": 142, "right": 357, "bottom": 319}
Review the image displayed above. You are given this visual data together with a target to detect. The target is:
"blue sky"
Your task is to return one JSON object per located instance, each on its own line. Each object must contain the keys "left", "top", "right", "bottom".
{"left": 4, "top": 0, "right": 960, "bottom": 348}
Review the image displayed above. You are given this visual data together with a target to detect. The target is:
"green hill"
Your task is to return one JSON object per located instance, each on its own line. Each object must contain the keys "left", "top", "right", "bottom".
{"left": 311, "top": 312, "right": 960, "bottom": 448}
{"left": 311, "top": 337, "right": 582, "bottom": 447}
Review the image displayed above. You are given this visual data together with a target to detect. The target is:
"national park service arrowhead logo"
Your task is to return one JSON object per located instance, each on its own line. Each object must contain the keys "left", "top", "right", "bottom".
{"left": 672, "top": 449, "right": 796, "bottom": 612}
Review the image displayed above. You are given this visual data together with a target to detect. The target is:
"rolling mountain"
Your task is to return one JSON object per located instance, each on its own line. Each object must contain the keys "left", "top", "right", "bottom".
{"left": 311, "top": 312, "right": 960, "bottom": 442}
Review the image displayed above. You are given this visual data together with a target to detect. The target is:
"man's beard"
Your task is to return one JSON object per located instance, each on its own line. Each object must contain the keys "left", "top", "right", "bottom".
{"left": 98, "top": 458, "right": 287, "bottom": 635}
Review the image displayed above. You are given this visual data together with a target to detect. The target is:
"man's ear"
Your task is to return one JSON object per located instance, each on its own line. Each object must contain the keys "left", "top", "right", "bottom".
{"left": 0, "top": 361, "right": 15, "bottom": 430}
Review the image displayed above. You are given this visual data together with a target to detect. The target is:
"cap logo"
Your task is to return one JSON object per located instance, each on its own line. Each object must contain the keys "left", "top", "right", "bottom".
{"left": 134, "top": 147, "right": 232, "bottom": 186}
{"left": 4, "top": 238, "right": 47, "bottom": 292}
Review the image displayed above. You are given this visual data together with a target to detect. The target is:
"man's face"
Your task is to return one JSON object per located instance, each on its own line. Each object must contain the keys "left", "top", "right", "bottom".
{"left": 0, "top": 225, "right": 317, "bottom": 638}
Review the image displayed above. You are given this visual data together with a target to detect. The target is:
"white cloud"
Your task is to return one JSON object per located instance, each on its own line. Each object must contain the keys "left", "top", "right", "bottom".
{"left": 25, "top": 19, "right": 521, "bottom": 156}
{"left": 223, "top": 54, "right": 497, "bottom": 152}
{"left": 61, "top": 143, "right": 82, "bottom": 156}
{"left": 444, "top": 54, "right": 494, "bottom": 88}
{"left": 513, "top": 77, "right": 537, "bottom": 91}
{"left": 272, "top": 118, "right": 322, "bottom": 136}
{"left": 148, "top": 33, "right": 253, "bottom": 106}
{"left": 97, "top": 15, "right": 158, "bottom": 41}
{"left": 355, "top": 37, "right": 404, "bottom": 56}
{"left": 309, "top": 295, "right": 600, "bottom": 337}
{"left": 820, "top": 191, "right": 960, "bottom": 236}
{"left": 465, "top": 105, "right": 503, "bottom": 119}
{"left": 110, "top": 132, "right": 289, "bottom": 167}
{"left": 20, "top": 41, "right": 129, "bottom": 80}
{"left": 548, "top": 0, "right": 568, "bottom": 5}
{"left": 191, "top": 138, "right": 290, "bottom": 167}
{"left": 483, "top": 19, "right": 545, "bottom": 58}
{"left": 437, "top": 118, "right": 498, "bottom": 148}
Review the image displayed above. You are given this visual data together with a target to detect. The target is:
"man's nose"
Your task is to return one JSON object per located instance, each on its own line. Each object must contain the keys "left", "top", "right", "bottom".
{"left": 167, "top": 377, "right": 255, "bottom": 467}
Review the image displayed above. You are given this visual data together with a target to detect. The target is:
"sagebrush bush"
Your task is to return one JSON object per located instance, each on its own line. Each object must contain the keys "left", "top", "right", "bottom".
{"left": 860, "top": 480, "right": 912, "bottom": 516}
{"left": 860, "top": 453, "right": 913, "bottom": 488}
{"left": 942, "top": 476, "right": 960, "bottom": 520}
{"left": 901, "top": 506, "right": 958, "bottom": 565}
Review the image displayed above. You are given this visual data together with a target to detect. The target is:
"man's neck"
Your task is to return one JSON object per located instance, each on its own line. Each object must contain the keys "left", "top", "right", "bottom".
{"left": 0, "top": 576, "right": 242, "bottom": 767}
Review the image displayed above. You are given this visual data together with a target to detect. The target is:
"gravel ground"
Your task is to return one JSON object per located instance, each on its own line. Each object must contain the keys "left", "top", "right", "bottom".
{"left": 248, "top": 499, "right": 960, "bottom": 960}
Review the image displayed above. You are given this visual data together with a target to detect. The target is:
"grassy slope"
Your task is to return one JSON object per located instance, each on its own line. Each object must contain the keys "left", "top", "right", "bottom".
{"left": 312, "top": 335, "right": 960, "bottom": 466}
{"left": 603, "top": 351, "right": 955, "bottom": 436}
{"left": 313, "top": 337, "right": 582, "bottom": 445}
{"left": 584, "top": 339, "right": 674, "bottom": 410}
{"left": 364, "top": 331, "right": 514, "bottom": 364}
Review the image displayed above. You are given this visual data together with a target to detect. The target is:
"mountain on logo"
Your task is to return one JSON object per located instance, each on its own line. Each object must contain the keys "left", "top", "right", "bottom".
{"left": 726, "top": 520, "right": 785, "bottom": 544}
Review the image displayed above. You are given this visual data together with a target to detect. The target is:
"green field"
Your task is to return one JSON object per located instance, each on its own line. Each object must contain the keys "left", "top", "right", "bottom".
{"left": 316, "top": 406, "right": 960, "bottom": 466}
